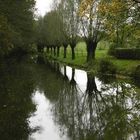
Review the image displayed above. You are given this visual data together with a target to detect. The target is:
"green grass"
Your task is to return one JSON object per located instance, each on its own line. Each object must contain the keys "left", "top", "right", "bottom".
{"left": 45, "top": 41, "right": 140, "bottom": 76}
{"left": 111, "top": 59, "right": 140, "bottom": 75}
{"left": 52, "top": 42, "right": 87, "bottom": 66}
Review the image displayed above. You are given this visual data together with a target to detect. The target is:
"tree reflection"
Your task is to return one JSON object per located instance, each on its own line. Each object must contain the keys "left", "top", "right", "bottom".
{"left": 63, "top": 65, "right": 69, "bottom": 81}
{"left": 0, "top": 61, "right": 36, "bottom": 140}
{"left": 70, "top": 68, "right": 76, "bottom": 85}
{"left": 48, "top": 66, "right": 140, "bottom": 140}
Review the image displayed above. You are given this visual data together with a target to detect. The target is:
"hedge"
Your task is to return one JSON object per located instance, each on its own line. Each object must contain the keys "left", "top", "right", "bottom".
{"left": 108, "top": 48, "right": 140, "bottom": 60}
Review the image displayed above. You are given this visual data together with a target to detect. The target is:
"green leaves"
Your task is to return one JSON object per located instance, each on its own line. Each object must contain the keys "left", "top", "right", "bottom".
{"left": 0, "top": 0, "right": 35, "bottom": 56}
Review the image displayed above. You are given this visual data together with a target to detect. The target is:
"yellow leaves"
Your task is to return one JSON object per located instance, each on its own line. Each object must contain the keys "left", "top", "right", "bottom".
{"left": 99, "top": 0, "right": 127, "bottom": 17}
{"left": 109, "top": 0, "right": 126, "bottom": 14}
{"left": 79, "top": 0, "right": 94, "bottom": 17}
{"left": 134, "top": 29, "right": 140, "bottom": 39}
{"left": 79, "top": 0, "right": 128, "bottom": 18}
{"left": 98, "top": 3, "right": 108, "bottom": 16}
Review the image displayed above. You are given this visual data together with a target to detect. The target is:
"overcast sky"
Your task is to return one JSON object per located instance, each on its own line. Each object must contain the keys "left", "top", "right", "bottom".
{"left": 35, "top": 0, "right": 53, "bottom": 16}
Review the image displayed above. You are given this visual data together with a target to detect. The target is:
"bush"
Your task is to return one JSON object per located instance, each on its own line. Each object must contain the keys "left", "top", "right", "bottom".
{"left": 108, "top": 43, "right": 117, "bottom": 56}
{"left": 98, "top": 59, "right": 116, "bottom": 75}
{"left": 109, "top": 48, "right": 140, "bottom": 60}
{"left": 97, "top": 74, "right": 116, "bottom": 84}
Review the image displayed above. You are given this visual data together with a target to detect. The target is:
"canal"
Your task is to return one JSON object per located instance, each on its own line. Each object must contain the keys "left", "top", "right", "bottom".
{"left": 0, "top": 58, "right": 139, "bottom": 140}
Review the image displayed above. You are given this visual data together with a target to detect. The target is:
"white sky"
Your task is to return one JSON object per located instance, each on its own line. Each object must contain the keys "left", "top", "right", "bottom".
{"left": 35, "top": 0, "right": 53, "bottom": 16}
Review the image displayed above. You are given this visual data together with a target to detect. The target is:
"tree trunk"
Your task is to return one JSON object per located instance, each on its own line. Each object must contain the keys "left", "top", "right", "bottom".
{"left": 37, "top": 55, "right": 45, "bottom": 64}
{"left": 37, "top": 44, "right": 44, "bottom": 53}
{"left": 70, "top": 42, "right": 76, "bottom": 60}
{"left": 64, "top": 65, "right": 68, "bottom": 80}
{"left": 86, "top": 73, "right": 97, "bottom": 94}
{"left": 57, "top": 46, "right": 60, "bottom": 57}
{"left": 51, "top": 46, "right": 53, "bottom": 54}
{"left": 54, "top": 46, "right": 56, "bottom": 56}
{"left": 86, "top": 40, "right": 97, "bottom": 62}
{"left": 70, "top": 68, "right": 76, "bottom": 85}
{"left": 71, "top": 46, "right": 75, "bottom": 60}
{"left": 64, "top": 46, "right": 67, "bottom": 58}
{"left": 47, "top": 47, "right": 49, "bottom": 53}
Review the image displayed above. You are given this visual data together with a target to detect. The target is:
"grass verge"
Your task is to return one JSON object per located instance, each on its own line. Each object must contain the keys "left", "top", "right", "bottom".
{"left": 44, "top": 42, "right": 140, "bottom": 77}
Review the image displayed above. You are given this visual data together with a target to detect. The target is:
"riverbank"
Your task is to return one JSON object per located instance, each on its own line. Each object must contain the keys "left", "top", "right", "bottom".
{"left": 44, "top": 49, "right": 140, "bottom": 78}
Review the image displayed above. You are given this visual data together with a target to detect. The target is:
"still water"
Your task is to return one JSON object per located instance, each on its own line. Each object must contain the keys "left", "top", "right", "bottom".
{"left": 0, "top": 58, "right": 140, "bottom": 140}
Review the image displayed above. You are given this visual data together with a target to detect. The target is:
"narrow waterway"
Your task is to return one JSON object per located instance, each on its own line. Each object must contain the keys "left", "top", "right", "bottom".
{"left": 0, "top": 58, "right": 139, "bottom": 140}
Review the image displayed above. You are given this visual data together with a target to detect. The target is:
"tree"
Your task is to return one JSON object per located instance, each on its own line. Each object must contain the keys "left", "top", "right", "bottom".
{"left": 57, "top": 0, "right": 71, "bottom": 58}
{"left": 0, "top": 0, "right": 35, "bottom": 56}
{"left": 79, "top": 0, "right": 105, "bottom": 62}
{"left": 34, "top": 16, "right": 47, "bottom": 53}
{"left": 99, "top": 0, "right": 140, "bottom": 48}
{"left": 59, "top": 0, "right": 81, "bottom": 60}
{"left": 81, "top": 0, "right": 140, "bottom": 49}
{"left": 0, "top": 15, "right": 14, "bottom": 56}
{"left": 43, "top": 10, "right": 64, "bottom": 56}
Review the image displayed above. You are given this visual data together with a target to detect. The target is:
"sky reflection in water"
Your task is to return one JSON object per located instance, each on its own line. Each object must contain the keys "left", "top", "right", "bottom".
{"left": 29, "top": 90, "right": 70, "bottom": 140}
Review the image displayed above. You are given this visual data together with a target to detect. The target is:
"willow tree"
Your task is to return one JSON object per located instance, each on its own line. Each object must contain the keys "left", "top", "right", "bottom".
{"left": 54, "top": 0, "right": 81, "bottom": 59}
{"left": 34, "top": 16, "right": 46, "bottom": 53}
{"left": 57, "top": 0, "right": 70, "bottom": 58}
{"left": 43, "top": 10, "right": 64, "bottom": 56}
{"left": 59, "top": 0, "right": 81, "bottom": 60}
{"left": 79, "top": 0, "right": 105, "bottom": 62}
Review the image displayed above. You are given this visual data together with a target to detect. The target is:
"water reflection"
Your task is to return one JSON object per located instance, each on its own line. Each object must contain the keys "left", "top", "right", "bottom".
{"left": 0, "top": 60, "right": 36, "bottom": 140}
{"left": 28, "top": 91, "right": 69, "bottom": 140}
{"left": 0, "top": 59, "right": 139, "bottom": 140}
{"left": 46, "top": 62, "right": 140, "bottom": 140}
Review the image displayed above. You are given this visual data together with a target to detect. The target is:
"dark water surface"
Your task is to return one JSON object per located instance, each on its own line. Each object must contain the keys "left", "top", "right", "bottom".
{"left": 0, "top": 58, "right": 140, "bottom": 140}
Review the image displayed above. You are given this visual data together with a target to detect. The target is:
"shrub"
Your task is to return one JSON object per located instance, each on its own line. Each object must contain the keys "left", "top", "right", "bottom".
{"left": 108, "top": 43, "right": 117, "bottom": 56}
{"left": 97, "top": 74, "right": 116, "bottom": 84}
{"left": 98, "top": 59, "right": 116, "bottom": 75}
{"left": 109, "top": 48, "right": 140, "bottom": 60}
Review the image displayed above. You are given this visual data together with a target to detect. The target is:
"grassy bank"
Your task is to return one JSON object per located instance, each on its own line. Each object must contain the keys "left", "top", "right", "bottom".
{"left": 44, "top": 42, "right": 140, "bottom": 77}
